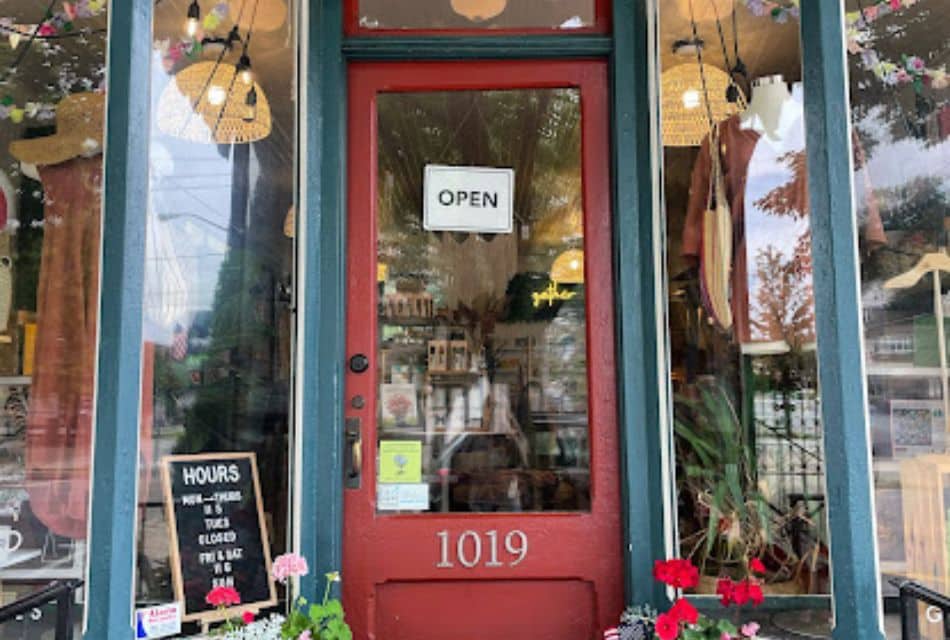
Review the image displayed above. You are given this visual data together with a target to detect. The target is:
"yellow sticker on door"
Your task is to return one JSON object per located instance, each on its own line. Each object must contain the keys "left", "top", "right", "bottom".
{"left": 378, "top": 440, "right": 422, "bottom": 484}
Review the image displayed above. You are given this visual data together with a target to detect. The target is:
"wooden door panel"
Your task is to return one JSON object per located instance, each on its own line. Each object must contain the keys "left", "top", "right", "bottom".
{"left": 376, "top": 580, "right": 596, "bottom": 640}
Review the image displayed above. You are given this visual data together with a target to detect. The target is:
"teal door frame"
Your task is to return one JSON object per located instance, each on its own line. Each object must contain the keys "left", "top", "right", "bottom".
{"left": 85, "top": 0, "right": 886, "bottom": 637}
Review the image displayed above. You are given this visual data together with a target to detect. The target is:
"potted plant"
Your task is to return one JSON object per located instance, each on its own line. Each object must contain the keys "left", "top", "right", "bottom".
{"left": 604, "top": 557, "right": 765, "bottom": 640}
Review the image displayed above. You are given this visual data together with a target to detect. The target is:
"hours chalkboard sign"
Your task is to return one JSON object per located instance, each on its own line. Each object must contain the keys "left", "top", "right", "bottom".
{"left": 161, "top": 453, "right": 277, "bottom": 623}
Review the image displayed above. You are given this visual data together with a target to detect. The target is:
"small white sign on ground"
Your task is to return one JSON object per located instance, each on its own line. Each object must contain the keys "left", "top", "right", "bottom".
{"left": 136, "top": 602, "right": 182, "bottom": 639}
{"left": 424, "top": 164, "right": 514, "bottom": 234}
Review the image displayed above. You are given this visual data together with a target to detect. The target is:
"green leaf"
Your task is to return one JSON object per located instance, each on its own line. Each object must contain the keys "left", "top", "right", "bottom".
{"left": 725, "top": 463, "right": 746, "bottom": 518}
{"left": 681, "top": 629, "right": 705, "bottom": 640}
{"left": 325, "top": 599, "right": 344, "bottom": 618}
{"left": 310, "top": 603, "right": 328, "bottom": 623}
{"left": 716, "top": 619, "right": 738, "bottom": 634}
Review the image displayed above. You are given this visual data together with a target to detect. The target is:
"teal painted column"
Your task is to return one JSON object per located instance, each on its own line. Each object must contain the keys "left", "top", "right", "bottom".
{"left": 612, "top": 0, "right": 668, "bottom": 608}
{"left": 799, "top": 1, "right": 884, "bottom": 638}
{"left": 298, "top": 0, "right": 346, "bottom": 601}
{"left": 84, "top": 0, "right": 152, "bottom": 637}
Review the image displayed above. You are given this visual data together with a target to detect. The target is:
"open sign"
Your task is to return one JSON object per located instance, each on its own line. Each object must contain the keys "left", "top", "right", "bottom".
{"left": 423, "top": 164, "right": 514, "bottom": 234}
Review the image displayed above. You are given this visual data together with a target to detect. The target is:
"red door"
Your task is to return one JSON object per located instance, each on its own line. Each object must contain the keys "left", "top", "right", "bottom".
{"left": 344, "top": 60, "right": 622, "bottom": 640}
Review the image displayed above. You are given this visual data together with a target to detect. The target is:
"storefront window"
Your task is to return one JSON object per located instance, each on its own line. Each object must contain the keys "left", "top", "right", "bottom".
{"left": 0, "top": 2, "right": 109, "bottom": 635}
{"left": 848, "top": 1, "right": 950, "bottom": 637}
{"left": 134, "top": 0, "right": 296, "bottom": 634}
{"left": 353, "top": 0, "right": 598, "bottom": 31}
{"left": 375, "top": 88, "right": 591, "bottom": 512}
{"left": 660, "top": 0, "right": 836, "bottom": 635}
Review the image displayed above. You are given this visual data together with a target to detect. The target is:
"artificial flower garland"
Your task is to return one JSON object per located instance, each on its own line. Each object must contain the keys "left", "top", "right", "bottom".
{"left": 740, "top": 0, "right": 800, "bottom": 23}
{"left": 844, "top": 0, "right": 947, "bottom": 90}
{"left": 740, "top": 0, "right": 946, "bottom": 92}
{"left": 0, "top": 0, "right": 105, "bottom": 43}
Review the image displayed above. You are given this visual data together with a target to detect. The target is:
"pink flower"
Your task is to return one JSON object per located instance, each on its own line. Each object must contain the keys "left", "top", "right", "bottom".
{"left": 749, "top": 558, "right": 766, "bottom": 575}
{"left": 720, "top": 634, "right": 732, "bottom": 640}
{"left": 741, "top": 622, "right": 761, "bottom": 637}
{"left": 37, "top": 23, "right": 57, "bottom": 36}
{"left": 890, "top": 0, "right": 901, "bottom": 9}
{"left": 297, "top": 631, "right": 312, "bottom": 640}
{"left": 272, "top": 552, "right": 310, "bottom": 583}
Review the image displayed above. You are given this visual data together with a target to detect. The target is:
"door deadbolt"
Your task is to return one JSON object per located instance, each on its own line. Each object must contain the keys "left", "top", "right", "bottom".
{"left": 349, "top": 353, "right": 370, "bottom": 374}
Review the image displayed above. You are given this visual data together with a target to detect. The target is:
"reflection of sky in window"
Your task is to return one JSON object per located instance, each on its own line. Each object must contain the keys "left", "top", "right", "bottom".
{"left": 862, "top": 105, "right": 950, "bottom": 192}
{"left": 744, "top": 122, "right": 810, "bottom": 308}
{"left": 143, "top": 52, "right": 234, "bottom": 343}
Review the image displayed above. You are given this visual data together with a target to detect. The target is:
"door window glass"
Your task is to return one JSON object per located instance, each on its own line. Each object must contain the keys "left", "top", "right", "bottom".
{"left": 355, "top": 1, "right": 597, "bottom": 31}
{"left": 133, "top": 0, "right": 297, "bottom": 634}
{"left": 375, "top": 89, "right": 591, "bottom": 513}
{"left": 847, "top": 0, "right": 950, "bottom": 636}
{"left": 659, "top": 0, "right": 836, "bottom": 633}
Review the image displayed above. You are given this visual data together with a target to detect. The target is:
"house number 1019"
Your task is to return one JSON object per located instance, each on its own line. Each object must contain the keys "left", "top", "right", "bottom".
{"left": 436, "top": 530, "right": 528, "bottom": 568}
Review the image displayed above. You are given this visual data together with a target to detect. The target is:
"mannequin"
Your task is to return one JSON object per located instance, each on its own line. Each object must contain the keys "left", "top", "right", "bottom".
{"left": 684, "top": 73, "right": 885, "bottom": 349}
{"left": 740, "top": 74, "right": 792, "bottom": 140}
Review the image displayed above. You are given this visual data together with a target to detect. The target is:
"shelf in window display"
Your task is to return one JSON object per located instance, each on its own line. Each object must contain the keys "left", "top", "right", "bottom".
{"left": 866, "top": 364, "right": 950, "bottom": 377}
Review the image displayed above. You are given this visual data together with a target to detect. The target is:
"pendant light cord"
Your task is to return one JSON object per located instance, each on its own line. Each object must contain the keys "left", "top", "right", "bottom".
{"left": 688, "top": 0, "right": 717, "bottom": 131}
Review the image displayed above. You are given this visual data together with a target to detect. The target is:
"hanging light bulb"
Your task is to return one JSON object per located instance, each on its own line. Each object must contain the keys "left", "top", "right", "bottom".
{"left": 243, "top": 86, "right": 258, "bottom": 122}
{"left": 236, "top": 52, "right": 253, "bottom": 85}
{"left": 207, "top": 85, "right": 227, "bottom": 106}
{"left": 185, "top": 0, "right": 201, "bottom": 37}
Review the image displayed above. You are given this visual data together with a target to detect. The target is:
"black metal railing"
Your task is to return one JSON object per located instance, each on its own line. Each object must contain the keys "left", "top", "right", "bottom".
{"left": 890, "top": 578, "right": 950, "bottom": 639}
{"left": 0, "top": 579, "right": 83, "bottom": 640}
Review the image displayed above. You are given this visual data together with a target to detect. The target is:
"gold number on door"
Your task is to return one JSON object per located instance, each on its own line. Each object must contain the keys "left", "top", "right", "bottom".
{"left": 436, "top": 530, "right": 528, "bottom": 569}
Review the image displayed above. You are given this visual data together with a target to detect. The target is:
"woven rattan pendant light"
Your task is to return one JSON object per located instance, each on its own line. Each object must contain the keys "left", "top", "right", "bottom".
{"left": 661, "top": 63, "right": 742, "bottom": 147}
{"left": 157, "top": 61, "right": 272, "bottom": 144}
{"left": 229, "top": 0, "right": 287, "bottom": 32}
{"left": 550, "top": 249, "right": 584, "bottom": 284}
{"left": 451, "top": 0, "right": 508, "bottom": 22}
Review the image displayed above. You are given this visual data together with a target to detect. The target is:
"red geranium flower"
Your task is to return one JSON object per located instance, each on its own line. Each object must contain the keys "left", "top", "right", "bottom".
{"left": 669, "top": 598, "right": 699, "bottom": 625}
{"left": 731, "top": 580, "right": 751, "bottom": 606}
{"left": 205, "top": 586, "right": 241, "bottom": 608}
{"left": 748, "top": 581, "right": 764, "bottom": 606}
{"left": 242, "top": 611, "right": 255, "bottom": 624}
{"left": 716, "top": 578, "right": 735, "bottom": 606}
{"left": 654, "top": 559, "right": 675, "bottom": 585}
{"left": 655, "top": 612, "right": 681, "bottom": 640}
{"left": 653, "top": 559, "right": 700, "bottom": 589}
{"left": 749, "top": 558, "right": 767, "bottom": 575}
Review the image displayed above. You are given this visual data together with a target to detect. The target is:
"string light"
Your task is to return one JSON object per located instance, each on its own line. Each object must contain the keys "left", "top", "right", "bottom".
{"left": 185, "top": 0, "right": 201, "bottom": 37}
{"left": 236, "top": 51, "right": 253, "bottom": 85}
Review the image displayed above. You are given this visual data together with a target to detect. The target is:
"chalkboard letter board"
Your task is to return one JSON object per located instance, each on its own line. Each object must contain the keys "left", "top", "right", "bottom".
{"left": 161, "top": 453, "right": 277, "bottom": 623}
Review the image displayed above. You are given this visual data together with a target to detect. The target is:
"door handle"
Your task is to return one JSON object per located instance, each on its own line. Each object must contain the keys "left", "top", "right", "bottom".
{"left": 345, "top": 416, "right": 362, "bottom": 489}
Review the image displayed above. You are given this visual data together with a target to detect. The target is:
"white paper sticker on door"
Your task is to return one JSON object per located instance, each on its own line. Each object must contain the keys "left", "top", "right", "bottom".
{"left": 378, "top": 483, "right": 430, "bottom": 511}
{"left": 423, "top": 164, "right": 514, "bottom": 233}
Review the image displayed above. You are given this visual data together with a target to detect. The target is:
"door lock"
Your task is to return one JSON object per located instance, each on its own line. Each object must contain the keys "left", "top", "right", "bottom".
{"left": 349, "top": 354, "right": 370, "bottom": 374}
{"left": 344, "top": 416, "right": 362, "bottom": 489}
